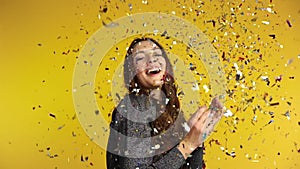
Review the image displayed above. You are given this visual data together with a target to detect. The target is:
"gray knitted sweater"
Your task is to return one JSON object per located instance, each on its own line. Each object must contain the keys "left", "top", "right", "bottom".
{"left": 106, "top": 94, "right": 203, "bottom": 169}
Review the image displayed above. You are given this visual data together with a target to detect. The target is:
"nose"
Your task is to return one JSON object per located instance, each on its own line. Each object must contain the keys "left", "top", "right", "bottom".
{"left": 147, "top": 53, "right": 157, "bottom": 64}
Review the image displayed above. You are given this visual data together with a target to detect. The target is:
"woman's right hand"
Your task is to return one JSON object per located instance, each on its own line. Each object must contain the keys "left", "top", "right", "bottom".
{"left": 177, "top": 97, "right": 224, "bottom": 159}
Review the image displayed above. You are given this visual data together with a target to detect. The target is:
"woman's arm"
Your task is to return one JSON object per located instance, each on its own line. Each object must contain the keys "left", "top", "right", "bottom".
{"left": 185, "top": 146, "right": 203, "bottom": 169}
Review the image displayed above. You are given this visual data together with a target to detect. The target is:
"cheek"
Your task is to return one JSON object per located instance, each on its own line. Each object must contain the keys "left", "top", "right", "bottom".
{"left": 160, "top": 59, "right": 167, "bottom": 71}
{"left": 134, "top": 63, "right": 145, "bottom": 73}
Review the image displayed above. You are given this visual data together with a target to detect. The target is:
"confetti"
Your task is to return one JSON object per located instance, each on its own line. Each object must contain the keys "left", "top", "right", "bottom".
{"left": 275, "top": 75, "right": 283, "bottom": 82}
{"left": 203, "top": 85, "right": 209, "bottom": 93}
{"left": 262, "top": 21, "right": 270, "bottom": 25}
{"left": 206, "top": 20, "right": 216, "bottom": 27}
{"left": 128, "top": 3, "right": 133, "bottom": 11}
{"left": 251, "top": 17, "right": 258, "bottom": 22}
{"left": 62, "top": 49, "right": 70, "bottom": 55}
{"left": 283, "top": 111, "right": 290, "bottom": 120}
{"left": 268, "top": 119, "right": 274, "bottom": 125}
{"left": 236, "top": 70, "right": 243, "bottom": 81}
{"left": 261, "top": 76, "right": 270, "bottom": 86}
{"left": 286, "top": 20, "right": 292, "bottom": 27}
{"left": 142, "top": 0, "right": 148, "bottom": 5}
{"left": 224, "top": 109, "right": 233, "bottom": 117}
{"left": 49, "top": 113, "right": 56, "bottom": 119}
{"left": 269, "top": 102, "right": 279, "bottom": 106}
{"left": 58, "top": 124, "right": 65, "bottom": 130}
{"left": 102, "top": 20, "right": 119, "bottom": 28}
{"left": 225, "top": 151, "right": 236, "bottom": 158}
{"left": 72, "top": 131, "right": 77, "bottom": 137}
{"left": 269, "top": 34, "right": 276, "bottom": 39}
{"left": 102, "top": 7, "right": 108, "bottom": 13}
{"left": 285, "top": 58, "right": 294, "bottom": 66}
{"left": 151, "top": 144, "right": 160, "bottom": 150}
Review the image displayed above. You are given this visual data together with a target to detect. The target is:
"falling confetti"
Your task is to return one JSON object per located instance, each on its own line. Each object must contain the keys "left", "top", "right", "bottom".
{"left": 269, "top": 102, "right": 279, "bottom": 106}
{"left": 286, "top": 20, "right": 292, "bottom": 27}
{"left": 283, "top": 111, "right": 291, "bottom": 120}
{"left": 49, "top": 113, "right": 56, "bottom": 119}
{"left": 224, "top": 109, "right": 233, "bottom": 117}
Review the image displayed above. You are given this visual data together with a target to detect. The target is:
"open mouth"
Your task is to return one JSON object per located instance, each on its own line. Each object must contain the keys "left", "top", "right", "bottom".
{"left": 146, "top": 68, "right": 161, "bottom": 75}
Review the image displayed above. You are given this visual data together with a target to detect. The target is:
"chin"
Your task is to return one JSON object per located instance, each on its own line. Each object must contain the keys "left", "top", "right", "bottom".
{"left": 150, "top": 80, "right": 164, "bottom": 88}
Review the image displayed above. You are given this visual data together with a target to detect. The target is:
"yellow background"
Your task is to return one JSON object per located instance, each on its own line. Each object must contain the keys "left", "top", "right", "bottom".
{"left": 1, "top": 0, "right": 299, "bottom": 169}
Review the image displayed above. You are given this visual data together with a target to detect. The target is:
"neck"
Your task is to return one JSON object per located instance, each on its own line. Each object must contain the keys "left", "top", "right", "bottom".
{"left": 136, "top": 87, "right": 163, "bottom": 102}
{"left": 149, "top": 88, "right": 163, "bottom": 101}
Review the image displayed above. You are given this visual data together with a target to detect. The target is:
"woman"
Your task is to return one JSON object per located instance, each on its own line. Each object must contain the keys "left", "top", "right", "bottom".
{"left": 106, "top": 37, "right": 223, "bottom": 169}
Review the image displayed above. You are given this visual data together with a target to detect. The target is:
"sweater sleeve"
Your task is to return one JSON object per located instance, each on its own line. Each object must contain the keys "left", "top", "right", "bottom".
{"left": 184, "top": 146, "right": 203, "bottom": 169}
{"left": 106, "top": 108, "right": 126, "bottom": 169}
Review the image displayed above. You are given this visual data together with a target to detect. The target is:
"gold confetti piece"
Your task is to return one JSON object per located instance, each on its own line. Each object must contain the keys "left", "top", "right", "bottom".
{"left": 142, "top": 0, "right": 148, "bottom": 5}
{"left": 262, "top": 21, "right": 270, "bottom": 25}
{"left": 203, "top": 84, "right": 209, "bottom": 93}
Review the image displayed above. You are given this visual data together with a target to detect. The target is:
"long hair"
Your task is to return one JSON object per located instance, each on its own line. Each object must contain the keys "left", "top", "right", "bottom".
{"left": 123, "top": 37, "right": 180, "bottom": 135}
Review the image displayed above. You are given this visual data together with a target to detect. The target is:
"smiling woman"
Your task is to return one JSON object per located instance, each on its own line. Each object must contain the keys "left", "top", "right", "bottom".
{"left": 131, "top": 40, "right": 167, "bottom": 90}
{"left": 106, "top": 37, "right": 224, "bottom": 169}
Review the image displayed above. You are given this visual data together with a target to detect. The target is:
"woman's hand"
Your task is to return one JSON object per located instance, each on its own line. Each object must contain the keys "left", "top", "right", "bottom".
{"left": 187, "top": 106, "right": 207, "bottom": 129}
{"left": 177, "top": 97, "right": 224, "bottom": 159}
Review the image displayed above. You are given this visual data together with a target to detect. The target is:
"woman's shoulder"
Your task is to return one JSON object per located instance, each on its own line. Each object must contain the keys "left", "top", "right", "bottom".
{"left": 111, "top": 94, "right": 134, "bottom": 119}
{"left": 115, "top": 94, "right": 134, "bottom": 111}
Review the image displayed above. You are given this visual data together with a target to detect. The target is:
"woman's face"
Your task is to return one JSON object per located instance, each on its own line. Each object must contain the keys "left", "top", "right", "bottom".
{"left": 131, "top": 40, "right": 167, "bottom": 89}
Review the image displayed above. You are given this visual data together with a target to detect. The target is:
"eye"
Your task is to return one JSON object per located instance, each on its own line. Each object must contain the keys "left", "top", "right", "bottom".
{"left": 134, "top": 53, "right": 145, "bottom": 63}
{"left": 136, "top": 57, "right": 144, "bottom": 62}
{"left": 153, "top": 49, "right": 163, "bottom": 57}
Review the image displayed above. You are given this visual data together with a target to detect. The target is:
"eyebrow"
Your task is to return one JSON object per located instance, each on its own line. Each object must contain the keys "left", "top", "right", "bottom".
{"left": 133, "top": 47, "right": 161, "bottom": 55}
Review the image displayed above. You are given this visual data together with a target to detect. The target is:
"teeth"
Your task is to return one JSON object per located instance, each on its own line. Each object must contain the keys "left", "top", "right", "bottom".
{"left": 147, "top": 68, "right": 161, "bottom": 74}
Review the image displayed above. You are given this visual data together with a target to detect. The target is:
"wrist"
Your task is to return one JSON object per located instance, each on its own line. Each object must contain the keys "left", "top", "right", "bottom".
{"left": 177, "top": 140, "right": 197, "bottom": 159}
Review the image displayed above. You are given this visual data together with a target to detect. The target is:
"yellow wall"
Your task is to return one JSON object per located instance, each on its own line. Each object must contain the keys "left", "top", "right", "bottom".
{"left": 1, "top": 0, "right": 299, "bottom": 168}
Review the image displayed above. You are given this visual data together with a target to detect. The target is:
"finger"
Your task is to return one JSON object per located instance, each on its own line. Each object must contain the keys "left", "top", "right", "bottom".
{"left": 210, "top": 97, "right": 224, "bottom": 110}
{"left": 211, "top": 109, "right": 223, "bottom": 119}
{"left": 202, "top": 118, "right": 219, "bottom": 136}
{"left": 200, "top": 118, "right": 215, "bottom": 141}
{"left": 196, "top": 106, "right": 208, "bottom": 118}
{"left": 208, "top": 117, "right": 222, "bottom": 133}
{"left": 197, "top": 109, "right": 211, "bottom": 125}
{"left": 201, "top": 112, "right": 222, "bottom": 141}
{"left": 209, "top": 111, "right": 222, "bottom": 125}
{"left": 188, "top": 106, "right": 207, "bottom": 127}
{"left": 212, "top": 97, "right": 223, "bottom": 107}
{"left": 190, "top": 106, "right": 207, "bottom": 119}
{"left": 204, "top": 112, "right": 222, "bottom": 130}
